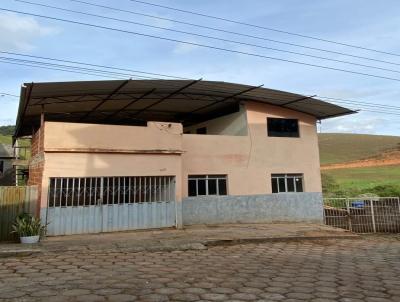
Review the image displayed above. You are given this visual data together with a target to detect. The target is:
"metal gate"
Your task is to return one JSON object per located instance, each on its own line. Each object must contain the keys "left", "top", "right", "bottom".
{"left": 324, "top": 197, "right": 400, "bottom": 233}
{"left": 45, "top": 176, "right": 176, "bottom": 235}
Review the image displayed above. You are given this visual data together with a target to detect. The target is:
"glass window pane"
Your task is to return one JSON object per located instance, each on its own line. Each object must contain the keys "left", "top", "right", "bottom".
{"left": 188, "top": 179, "right": 197, "bottom": 196}
{"left": 218, "top": 179, "right": 227, "bottom": 195}
{"left": 198, "top": 179, "right": 206, "bottom": 195}
{"left": 278, "top": 178, "right": 286, "bottom": 192}
{"left": 196, "top": 127, "right": 207, "bottom": 134}
{"left": 271, "top": 178, "right": 278, "bottom": 193}
{"left": 208, "top": 179, "right": 217, "bottom": 195}
{"left": 295, "top": 177, "right": 303, "bottom": 192}
{"left": 267, "top": 118, "right": 299, "bottom": 137}
{"left": 287, "top": 178, "right": 295, "bottom": 192}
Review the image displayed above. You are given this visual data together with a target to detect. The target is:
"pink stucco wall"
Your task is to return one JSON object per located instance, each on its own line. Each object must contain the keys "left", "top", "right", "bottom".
{"left": 182, "top": 101, "right": 321, "bottom": 196}
{"left": 36, "top": 102, "right": 322, "bottom": 207}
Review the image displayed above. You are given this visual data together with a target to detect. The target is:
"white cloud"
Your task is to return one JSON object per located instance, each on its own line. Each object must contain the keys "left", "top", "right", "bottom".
{"left": 321, "top": 116, "right": 387, "bottom": 134}
{"left": 172, "top": 41, "right": 200, "bottom": 54}
{"left": 0, "top": 12, "right": 58, "bottom": 51}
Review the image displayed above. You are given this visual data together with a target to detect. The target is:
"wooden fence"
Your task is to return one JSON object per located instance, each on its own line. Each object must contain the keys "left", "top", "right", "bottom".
{"left": 0, "top": 186, "right": 38, "bottom": 241}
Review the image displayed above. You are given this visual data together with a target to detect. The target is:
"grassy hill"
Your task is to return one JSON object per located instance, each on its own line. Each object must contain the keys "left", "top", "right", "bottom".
{"left": 319, "top": 133, "right": 400, "bottom": 165}
{"left": 0, "top": 135, "right": 12, "bottom": 144}
{"left": 0, "top": 125, "right": 14, "bottom": 144}
{"left": 319, "top": 133, "right": 400, "bottom": 197}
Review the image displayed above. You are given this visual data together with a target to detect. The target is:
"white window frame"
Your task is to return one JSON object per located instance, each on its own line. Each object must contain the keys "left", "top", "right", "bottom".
{"left": 188, "top": 175, "right": 227, "bottom": 196}
{"left": 271, "top": 174, "right": 304, "bottom": 193}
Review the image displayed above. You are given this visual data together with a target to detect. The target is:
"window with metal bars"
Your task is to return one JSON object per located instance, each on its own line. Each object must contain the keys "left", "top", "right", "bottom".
{"left": 271, "top": 174, "right": 304, "bottom": 193}
{"left": 48, "top": 176, "right": 175, "bottom": 207}
{"left": 188, "top": 175, "right": 227, "bottom": 197}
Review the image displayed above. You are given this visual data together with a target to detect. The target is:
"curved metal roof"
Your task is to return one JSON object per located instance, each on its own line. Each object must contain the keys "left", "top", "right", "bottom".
{"left": 14, "top": 79, "right": 356, "bottom": 137}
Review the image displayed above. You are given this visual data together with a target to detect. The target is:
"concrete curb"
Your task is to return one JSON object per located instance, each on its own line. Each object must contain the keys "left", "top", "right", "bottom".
{"left": 204, "top": 234, "right": 360, "bottom": 247}
{"left": 0, "top": 249, "right": 41, "bottom": 258}
{"left": 0, "top": 234, "right": 359, "bottom": 258}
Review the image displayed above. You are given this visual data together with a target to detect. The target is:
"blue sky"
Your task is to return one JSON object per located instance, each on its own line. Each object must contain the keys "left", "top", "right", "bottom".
{"left": 0, "top": 0, "right": 399, "bottom": 135}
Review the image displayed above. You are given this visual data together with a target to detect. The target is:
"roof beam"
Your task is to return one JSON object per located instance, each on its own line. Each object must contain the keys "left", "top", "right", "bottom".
{"left": 104, "top": 88, "right": 156, "bottom": 121}
{"left": 178, "top": 84, "right": 263, "bottom": 121}
{"left": 129, "top": 79, "right": 201, "bottom": 118}
{"left": 317, "top": 110, "right": 358, "bottom": 120}
{"left": 280, "top": 95, "right": 316, "bottom": 106}
{"left": 79, "top": 79, "right": 130, "bottom": 122}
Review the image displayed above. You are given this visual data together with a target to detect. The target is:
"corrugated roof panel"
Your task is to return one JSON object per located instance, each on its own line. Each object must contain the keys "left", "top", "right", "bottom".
{"left": 14, "top": 79, "right": 356, "bottom": 137}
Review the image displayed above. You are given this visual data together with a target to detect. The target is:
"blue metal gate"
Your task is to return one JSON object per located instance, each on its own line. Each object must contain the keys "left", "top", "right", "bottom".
{"left": 44, "top": 176, "right": 176, "bottom": 235}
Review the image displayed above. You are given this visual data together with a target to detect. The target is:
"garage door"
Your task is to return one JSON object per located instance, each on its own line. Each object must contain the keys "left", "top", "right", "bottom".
{"left": 44, "top": 176, "right": 176, "bottom": 235}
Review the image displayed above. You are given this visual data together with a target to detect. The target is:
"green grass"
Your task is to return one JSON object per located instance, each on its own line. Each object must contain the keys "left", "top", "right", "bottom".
{"left": 0, "top": 135, "right": 12, "bottom": 144}
{"left": 318, "top": 133, "right": 400, "bottom": 165}
{"left": 322, "top": 165, "right": 400, "bottom": 197}
{"left": 323, "top": 165, "right": 400, "bottom": 190}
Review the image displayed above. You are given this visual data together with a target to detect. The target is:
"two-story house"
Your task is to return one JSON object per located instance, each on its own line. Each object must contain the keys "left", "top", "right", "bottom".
{"left": 14, "top": 79, "right": 355, "bottom": 235}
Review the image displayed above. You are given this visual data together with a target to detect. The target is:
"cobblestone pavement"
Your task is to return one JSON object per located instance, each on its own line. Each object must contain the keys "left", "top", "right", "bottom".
{"left": 1, "top": 237, "right": 400, "bottom": 301}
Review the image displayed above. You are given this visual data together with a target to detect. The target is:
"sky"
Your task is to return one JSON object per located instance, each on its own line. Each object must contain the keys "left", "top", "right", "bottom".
{"left": 0, "top": 0, "right": 399, "bottom": 135}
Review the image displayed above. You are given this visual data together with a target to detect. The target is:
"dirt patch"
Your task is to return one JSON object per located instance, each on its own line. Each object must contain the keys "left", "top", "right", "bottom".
{"left": 321, "top": 150, "right": 400, "bottom": 170}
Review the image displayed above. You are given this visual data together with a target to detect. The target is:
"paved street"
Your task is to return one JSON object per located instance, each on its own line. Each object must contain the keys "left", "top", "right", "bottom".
{"left": 1, "top": 237, "right": 399, "bottom": 302}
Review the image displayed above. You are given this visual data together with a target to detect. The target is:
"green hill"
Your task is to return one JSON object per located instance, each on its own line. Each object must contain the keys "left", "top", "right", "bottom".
{"left": 319, "top": 133, "right": 400, "bottom": 197}
{"left": 0, "top": 125, "right": 14, "bottom": 144}
{"left": 319, "top": 133, "right": 400, "bottom": 165}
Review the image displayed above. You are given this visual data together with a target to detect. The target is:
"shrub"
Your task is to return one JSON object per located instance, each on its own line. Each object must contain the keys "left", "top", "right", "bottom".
{"left": 12, "top": 213, "right": 47, "bottom": 237}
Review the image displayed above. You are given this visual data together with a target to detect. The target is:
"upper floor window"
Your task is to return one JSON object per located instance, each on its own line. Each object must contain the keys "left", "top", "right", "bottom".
{"left": 0, "top": 160, "right": 3, "bottom": 175}
{"left": 271, "top": 174, "right": 304, "bottom": 193}
{"left": 267, "top": 118, "right": 299, "bottom": 137}
{"left": 196, "top": 127, "right": 207, "bottom": 134}
{"left": 188, "top": 175, "right": 227, "bottom": 197}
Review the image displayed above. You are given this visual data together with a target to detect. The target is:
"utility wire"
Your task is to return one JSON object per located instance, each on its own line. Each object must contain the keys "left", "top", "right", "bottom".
{"left": 17, "top": 0, "right": 400, "bottom": 75}
{"left": 0, "top": 59, "right": 128, "bottom": 79}
{"left": 2, "top": 53, "right": 400, "bottom": 114}
{"left": 68, "top": 0, "right": 400, "bottom": 67}
{"left": 129, "top": 0, "right": 400, "bottom": 58}
{"left": 317, "top": 99, "right": 400, "bottom": 113}
{"left": 318, "top": 96, "right": 400, "bottom": 110}
{"left": 0, "top": 56, "right": 163, "bottom": 79}
{"left": 0, "top": 52, "right": 189, "bottom": 80}
{"left": 0, "top": 92, "right": 19, "bottom": 98}
{"left": 2, "top": 8, "right": 400, "bottom": 83}
{"left": 2, "top": 58, "right": 400, "bottom": 116}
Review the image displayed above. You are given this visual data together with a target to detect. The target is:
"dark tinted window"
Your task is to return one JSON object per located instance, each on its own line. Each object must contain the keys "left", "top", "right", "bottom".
{"left": 271, "top": 174, "right": 304, "bottom": 193}
{"left": 0, "top": 161, "right": 3, "bottom": 174}
{"left": 208, "top": 179, "right": 217, "bottom": 195}
{"left": 278, "top": 178, "right": 286, "bottom": 192}
{"left": 196, "top": 127, "right": 207, "bottom": 134}
{"left": 188, "top": 175, "right": 227, "bottom": 196}
{"left": 271, "top": 178, "right": 278, "bottom": 193}
{"left": 287, "top": 178, "right": 295, "bottom": 192}
{"left": 295, "top": 177, "right": 303, "bottom": 192}
{"left": 267, "top": 118, "right": 299, "bottom": 137}
{"left": 218, "top": 179, "right": 227, "bottom": 195}
{"left": 198, "top": 179, "right": 207, "bottom": 195}
{"left": 188, "top": 179, "right": 197, "bottom": 196}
